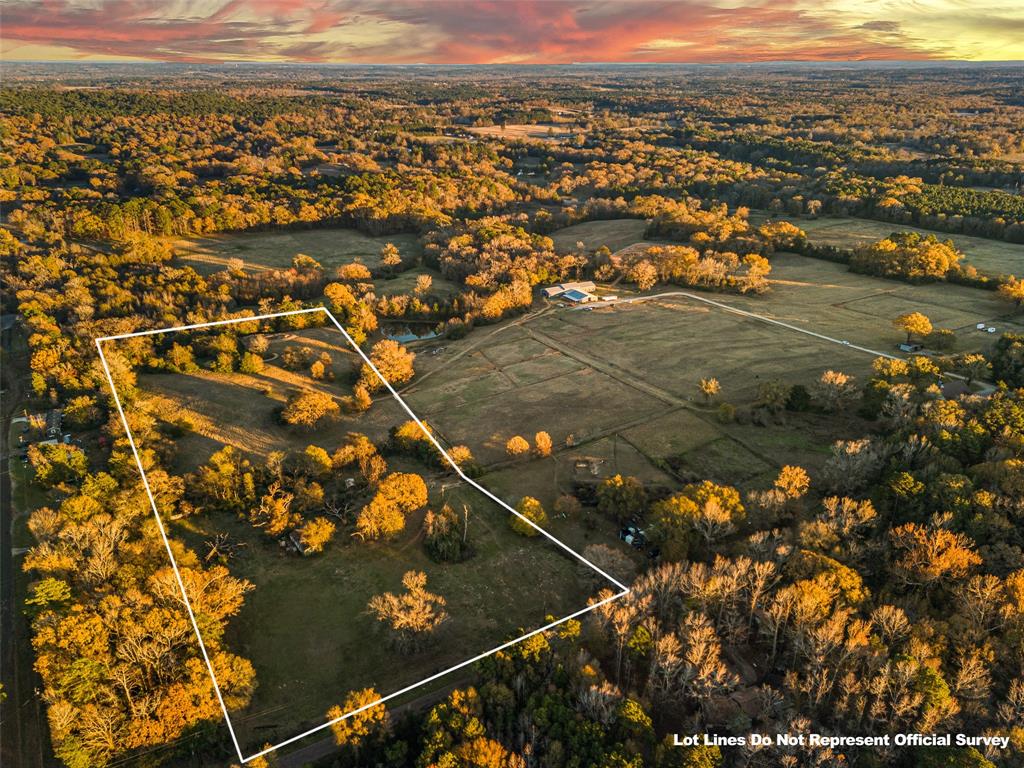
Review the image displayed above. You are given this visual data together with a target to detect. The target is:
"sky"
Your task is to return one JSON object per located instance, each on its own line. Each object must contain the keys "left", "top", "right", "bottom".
{"left": 2, "top": 0, "right": 1022, "bottom": 64}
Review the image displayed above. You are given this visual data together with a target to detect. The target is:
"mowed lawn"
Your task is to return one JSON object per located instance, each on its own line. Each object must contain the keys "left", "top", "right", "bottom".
{"left": 118, "top": 325, "right": 613, "bottom": 757}
{"left": 749, "top": 211, "right": 1024, "bottom": 278}
{"left": 169, "top": 227, "right": 423, "bottom": 274}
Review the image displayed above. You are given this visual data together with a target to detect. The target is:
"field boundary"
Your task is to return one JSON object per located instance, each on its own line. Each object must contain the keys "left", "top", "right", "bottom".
{"left": 95, "top": 306, "right": 629, "bottom": 765}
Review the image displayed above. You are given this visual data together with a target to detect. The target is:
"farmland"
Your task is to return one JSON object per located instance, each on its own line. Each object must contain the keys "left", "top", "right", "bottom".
{"left": 170, "top": 228, "right": 423, "bottom": 274}
{"left": 549, "top": 217, "right": 651, "bottom": 254}
{"left": 750, "top": 212, "right": 1024, "bottom": 277}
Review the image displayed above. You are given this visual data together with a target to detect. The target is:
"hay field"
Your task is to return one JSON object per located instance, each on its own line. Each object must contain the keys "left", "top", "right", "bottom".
{"left": 549, "top": 218, "right": 650, "bottom": 253}
{"left": 749, "top": 211, "right": 1024, "bottom": 277}
{"left": 467, "top": 123, "right": 572, "bottom": 141}
{"left": 170, "top": 228, "right": 423, "bottom": 274}
{"left": 746, "top": 253, "right": 1024, "bottom": 355}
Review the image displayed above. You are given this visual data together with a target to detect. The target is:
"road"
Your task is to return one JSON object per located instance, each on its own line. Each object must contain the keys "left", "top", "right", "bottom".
{"left": 0, "top": 316, "right": 47, "bottom": 768}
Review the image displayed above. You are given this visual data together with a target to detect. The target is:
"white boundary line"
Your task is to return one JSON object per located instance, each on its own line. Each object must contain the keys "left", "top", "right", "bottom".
{"left": 95, "top": 306, "right": 629, "bottom": 765}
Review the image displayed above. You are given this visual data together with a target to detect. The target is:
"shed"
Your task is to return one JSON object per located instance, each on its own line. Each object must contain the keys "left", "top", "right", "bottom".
{"left": 561, "top": 289, "right": 596, "bottom": 304}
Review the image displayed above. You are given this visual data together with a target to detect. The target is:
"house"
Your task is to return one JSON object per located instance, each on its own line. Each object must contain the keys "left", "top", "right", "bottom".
{"left": 897, "top": 342, "right": 923, "bottom": 353}
{"left": 45, "top": 409, "right": 62, "bottom": 437}
{"left": 561, "top": 288, "right": 596, "bottom": 304}
{"left": 542, "top": 281, "right": 595, "bottom": 298}
{"left": 542, "top": 281, "right": 596, "bottom": 299}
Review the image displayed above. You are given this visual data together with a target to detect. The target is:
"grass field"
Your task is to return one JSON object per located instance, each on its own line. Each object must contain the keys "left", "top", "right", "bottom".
{"left": 747, "top": 253, "right": 1024, "bottom": 355}
{"left": 749, "top": 211, "right": 1024, "bottom": 277}
{"left": 549, "top": 218, "right": 650, "bottom": 254}
{"left": 402, "top": 293, "right": 879, "bottom": 512}
{"left": 117, "top": 324, "right": 615, "bottom": 757}
{"left": 467, "top": 123, "right": 572, "bottom": 141}
{"left": 170, "top": 228, "right": 423, "bottom": 275}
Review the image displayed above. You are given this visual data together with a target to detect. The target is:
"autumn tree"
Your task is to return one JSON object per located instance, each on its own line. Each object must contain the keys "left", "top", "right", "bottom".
{"left": 894, "top": 311, "right": 933, "bottom": 344}
{"left": 505, "top": 435, "right": 530, "bottom": 457}
{"left": 281, "top": 390, "right": 340, "bottom": 429}
{"left": 510, "top": 496, "right": 548, "bottom": 536}
{"left": 367, "top": 571, "right": 448, "bottom": 652}
{"left": 890, "top": 523, "right": 982, "bottom": 590}
{"left": 355, "top": 472, "right": 427, "bottom": 540}
{"left": 698, "top": 377, "right": 720, "bottom": 404}
{"left": 534, "top": 431, "right": 553, "bottom": 457}
{"left": 299, "top": 517, "right": 337, "bottom": 554}
{"left": 812, "top": 369, "right": 858, "bottom": 412}
{"left": 327, "top": 687, "right": 389, "bottom": 759}
{"left": 359, "top": 339, "right": 415, "bottom": 392}
{"left": 998, "top": 276, "right": 1024, "bottom": 311}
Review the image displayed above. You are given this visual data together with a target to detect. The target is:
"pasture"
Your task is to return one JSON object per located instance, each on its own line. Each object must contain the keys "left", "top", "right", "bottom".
{"left": 170, "top": 227, "right": 423, "bottom": 275}
{"left": 747, "top": 253, "right": 1024, "bottom": 355}
{"left": 117, "top": 324, "right": 613, "bottom": 757}
{"left": 749, "top": 211, "right": 1024, "bottom": 277}
{"left": 549, "top": 218, "right": 650, "bottom": 254}
{"left": 402, "top": 292, "right": 878, "bottom": 505}
{"left": 467, "top": 123, "right": 572, "bottom": 141}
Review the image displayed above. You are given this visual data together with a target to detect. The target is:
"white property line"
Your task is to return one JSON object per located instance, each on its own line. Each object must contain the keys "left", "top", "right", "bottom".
{"left": 95, "top": 306, "right": 629, "bottom": 765}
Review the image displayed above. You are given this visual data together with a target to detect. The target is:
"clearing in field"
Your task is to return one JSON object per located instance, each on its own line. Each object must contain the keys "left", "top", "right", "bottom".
{"left": 170, "top": 227, "right": 424, "bottom": 275}
{"left": 96, "top": 309, "right": 625, "bottom": 764}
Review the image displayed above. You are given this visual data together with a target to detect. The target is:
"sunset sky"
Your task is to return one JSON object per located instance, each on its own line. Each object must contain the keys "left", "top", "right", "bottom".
{"left": 2, "top": 0, "right": 1022, "bottom": 64}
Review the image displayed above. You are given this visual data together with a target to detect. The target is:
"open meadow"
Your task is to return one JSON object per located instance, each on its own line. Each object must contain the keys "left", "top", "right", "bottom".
{"left": 402, "top": 293, "right": 882, "bottom": 513}
{"left": 169, "top": 227, "right": 423, "bottom": 274}
{"left": 115, "top": 323, "right": 615, "bottom": 758}
{"left": 549, "top": 217, "right": 651, "bottom": 254}
{"left": 749, "top": 211, "right": 1024, "bottom": 277}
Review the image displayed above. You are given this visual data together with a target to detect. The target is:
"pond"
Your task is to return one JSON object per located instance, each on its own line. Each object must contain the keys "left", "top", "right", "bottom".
{"left": 383, "top": 324, "right": 440, "bottom": 343}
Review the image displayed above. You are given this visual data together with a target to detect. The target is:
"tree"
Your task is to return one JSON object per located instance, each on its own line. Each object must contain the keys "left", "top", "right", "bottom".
{"left": 953, "top": 353, "right": 990, "bottom": 385}
{"left": 628, "top": 260, "right": 658, "bottom": 291}
{"left": 327, "top": 688, "right": 389, "bottom": 757}
{"left": 281, "top": 390, "right": 340, "bottom": 429}
{"left": 424, "top": 504, "right": 468, "bottom": 562}
{"left": 299, "top": 517, "right": 336, "bottom": 554}
{"left": 534, "top": 431, "right": 552, "bottom": 457}
{"left": 250, "top": 482, "right": 298, "bottom": 537}
{"left": 415, "top": 274, "right": 433, "bottom": 296}
{"left": 774, "top": 465, "right": 810, "bottom": 499}
{"left": 890, "top": 523, "right": 982, "bottom": 590}
{"left": 360, "top": 340, "right": 415, "bottom": 392}
{"left": 812, "top": 369, "right": 858, "bottom": 412}
{"left": 698, "top": 377, "right": 720, "bottom": 403}
{"left": 380, "top": 242, "right": 402, "bottom": 274}
{"left": 28, "top": 443, "right": 88, "bottom": 488}
{"left": 894, "top": 311, "right": 933, "bottom": 344}
{"left": 997, "top": 275, "right": 1024, "bottom": 311}
{"left": 596, "top": 475, "right": 647, "bottom": 524}
{"left": 505, "top": 435, "right": 530, "bottom": 457}
{"left": 355, "top": 473, "right": 427, "bottom": 540}
{"left": 239, "top": 351, "right": 264, "bottom": 374}
{"left": 510, "top": 496, "right": 548, "bottom": 536}
{"left": 650, "top": 480, "right": 745, "bottom": 547}
{"left": 367, "top": 571, "right": 448, "bottom": 652}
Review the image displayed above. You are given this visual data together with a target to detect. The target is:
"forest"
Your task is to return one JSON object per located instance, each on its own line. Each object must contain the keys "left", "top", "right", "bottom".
{"left": 1, "top": 63, "right": 1023, "bottom": 768}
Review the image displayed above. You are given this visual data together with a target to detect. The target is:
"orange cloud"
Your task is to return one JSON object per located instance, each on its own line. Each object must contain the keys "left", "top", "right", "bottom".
{"left": 0, "top": 0, "right": 997, "bottom": 64}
